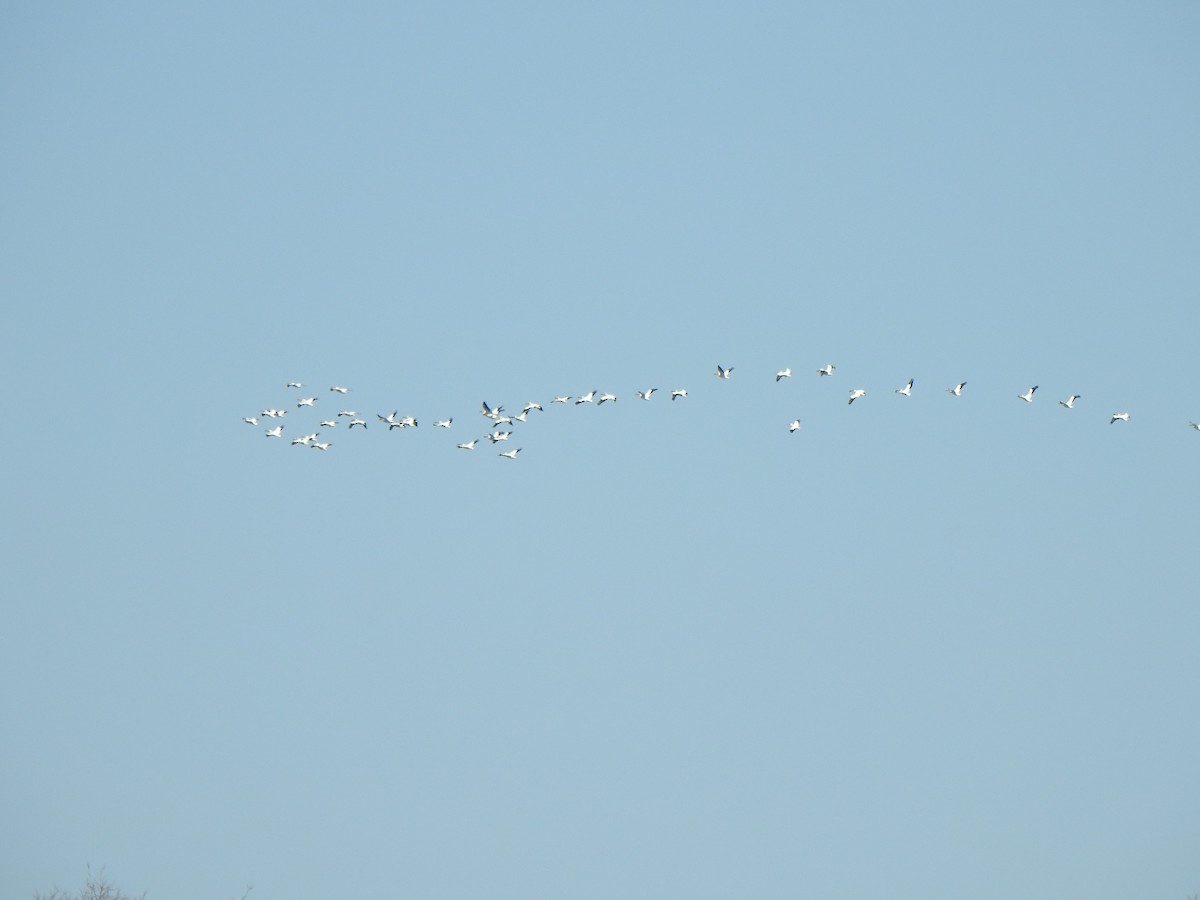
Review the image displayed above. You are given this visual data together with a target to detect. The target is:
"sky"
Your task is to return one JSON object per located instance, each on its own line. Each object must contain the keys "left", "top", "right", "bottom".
{"left": 2, "top": 2, "right": 1199, "bottom": 898}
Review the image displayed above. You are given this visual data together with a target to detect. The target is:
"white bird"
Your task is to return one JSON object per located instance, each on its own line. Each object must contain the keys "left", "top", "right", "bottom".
{"left": 552, "top": 396, "right": 571, "bottom": 404}
{"left": 319, "top": 420, "right": 337, "bottom": 428}
{"left": 576, "top": 390, "right": 597, "bottom": 404}
{"left": 523, "top": 402, "right": 543, "bottom": 413}
{"left": 378, "top": 411, "right": 399, "bottom": 425}
{"left": 265, "top": 425, "right": 283, "bottom": 438}
{"left": 292, "top": 435, "right": 313, "bottom": 446}
{"left": 817, "top": 364, "right": 835, "bottom": 377}
{"left": 895, "top": 379, "right": 913, "bottom": 397}
{"left": 671, "top": 389, "right": 687, "bottom": 401}
{"left": 848, "top": 388, "right": 866, "bottom": 405}
{"left": 788, "top": 419, "right": 801, "bottom": 432}
{"left": 286, "top": 382, "right": 303, "bottom": 388}
{"left": 311, "top": 441, "right": 331, "bottom": 451}
{"left": 716, "top": 365, "right": 733, "bottom": 379}
{"left": 434, "top": 418, "right": 452, "bottom": 428}
{"left": 487, "top": 431, "right": 511, "bottom": 443}
{"left": 297, "top": 397, "right": 316, "bottom": 407}
{"left": 348, "top": 419, "right": 367, "bottom": 429}
{"left": 481, "top": 401, "right": 503, "bottom": 419}
{"left": 1059, "top": 395, "right": 1081, "bottom": 409}
{"left": 243, "top": 416, "right": 258, "bottom": 425}
{"left": 512, "top": 411, "right": 528, "bottom": 423}
{"left": 330, "top": 386, "right": 350, "bottom": 394}
{"left": 498, "top": 447, "right": 522, "bottom": 459}
{"left": 776, "top": 368, "right": 792, "bottom": 382}
{"left": 947, "top": 382, "right": 967, "bottom": 396}
{"left": 457, "top": 440, "right": 478, "bottom": 450}
{"left": 337, "top": 410, "right": 357, "bottom": 417}
{"left": 261, "top": 409, "right": 283, "bottom": 418}
{"left": 1018, "top": 385, "right": 1038, "bottom": 403}
{"left": 1110, "top": 412, "right": 1130, "bottom": 424}
{"left": 598, "top": 392, "right": 617, "bottom": 405}
{"left": 1189, "top": 422, "right": 1200, "bottom": 431}
{"left": 635, "top": 388, "right": 657, "bottom": 400}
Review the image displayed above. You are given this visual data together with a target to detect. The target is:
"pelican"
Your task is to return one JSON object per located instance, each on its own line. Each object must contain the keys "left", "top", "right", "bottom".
{"left": 788, "top": 419, "right": 801, "bottom": 432}
{"left": 292, "top": 435, "right": 313, "bottom": 446}
{"left": 1189, "top": 422, "right": 1200, "bottom": 431}
{"left": 498, "top": 447, "right": 522, "bottom": 459}
{"left": 576, "top": 390, "right": 597, "bottom": 404}
{"left": 348, "top": 419, "right": 367, "bottom": 429}
{"left": 330, "top": 386, "right": 350, "bottom": 394}
{"left": 947, "top": 382, "right": 967, "bottom": 396}
{"left": 457, "top": 439, "right": 478, "bottom": 450}
{"left": 311, "top": 441, "right": 331, "bottom": 451}
{"left": 776, "top": 368, "right": 792, "bottom": 382}
{"left": 552, "top": 396, "right": 571, "bottom": 404}
{"left": 1059, "top": 395, "right": 1081, "bottom": 409}
{"left": 1110, "top": 412, "right": 1130, "bottom": 424}
{"left": 378, "top": 412, "right": 399, "bottom": 425}
{"left": 261, "top": 409, "right": 283, "bottom": 418}
{"left": 481, "top": 401, "right": 503, "bottom": 419}
{"left": 286, "top": 382, "right": 303, "bottom": 388}
{"left": 297, "top": 397, "right": 316, "bottom": 407}
{"left": 817, "top": 364, "right": 835, "bottom": 377}
{"left": 895, "top": 379, "right": 913, "bottom": 397}
{"left": 523, "top": 402, "right": 543, "bottom": 413}
{"left": 487, "top": 430, "right": 511, "bottom": 443}
{"left": 434, "top": 418, "right": 452, "bottom": 428}
{"left": 1018, "top": 385, "right": 1039, "bottom": 403}
{"left": 598, "top": 392, "right": 617, "bottom": 404}
{"left": 265, "top": 425, "right": 283, "bottom": 438}
{"left": 715, "top": 365, "right": 733, "bottom": 379}
{"left": 671, "top": 389, "right": 687, "bottom": 400}
{"left": 848, "top": 388, "right": 866, "bottom": 405}
{"left": 635, "top": 388, "right": 657, "bottom": 400}
{"left": 512, "top": 411, "right": 528, "bottom": 423}
{"left": 243, "top": 416, "right": 258, "bottom": 425}
{"left": 319, "top": 420, "right": 337, "bottom": 428}
{"left": 337, "top": 410, "right": 357, "bottom": 417}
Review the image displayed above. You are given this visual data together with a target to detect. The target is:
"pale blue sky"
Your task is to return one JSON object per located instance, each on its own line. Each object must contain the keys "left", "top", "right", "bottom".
{"left": 2, "top": 2, "right": 1198, "bottom": 898}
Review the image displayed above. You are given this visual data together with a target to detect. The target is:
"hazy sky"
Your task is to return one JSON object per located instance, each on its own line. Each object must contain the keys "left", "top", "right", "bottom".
{"left": 2, "top": 2, "right": 1198, "bottom": 898}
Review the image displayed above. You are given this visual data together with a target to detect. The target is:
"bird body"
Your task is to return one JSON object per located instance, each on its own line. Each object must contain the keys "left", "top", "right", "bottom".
{"left": 598, "top": 393, "right": 617, "bottom": 404}
{"left": 817, "top": 364, "right": 835, "bottom": 377}
{"left": 499, "top": 448, "right": 522, "bottom": 459}
{"left": 636, "top": 388, "right": 657, "bottom": 400}
{"left": 1110, "top": 412, "right": 1130, "bottom": 424}
{"left": 716, "top": 365, "right": 733, "bottom": 379}
{"left": 330, "top": 386, "right": 350, "bottom": 394}
{"left": 1060, "top": 395, "right": 1081, "bottom": 409}
{"left": 1018, "top": 385, "right": 1039, "bottom": 402}
{"left": 947, "top": 382, "right": 967, "bottom": 396}
{"left": 848, "top": 389, "right": 866, "bottom": 405}
{"left": 457, "top": 440, "right": 477, "bottom": 450}
{"left": 265, "top": 425, "right": 283, "bottom": 438}
{"left": 671, "top": 389, "right": 687, "bottom": 401}
{"left": 788, "top": 419, "right": 801, "bottom": 432}
{"left": 434, "top": 419, "right": 452, "bottom": 428}
{"left": 895, "top": 379, "right": 913, "bottom": 397}
{"left": 297, "top": 397, "right": 316, "bottom": 407}
{"left": 776, "top": 368, "right": 792, "bottom": 382}
{"left": 576, "top": 390, "right": 597, "bottom": 404}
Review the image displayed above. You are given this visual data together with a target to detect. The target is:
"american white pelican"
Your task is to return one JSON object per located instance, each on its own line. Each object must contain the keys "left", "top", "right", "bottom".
{"left": 297, "top": 397, "right": 316, "bottom": 407}
{"left": 552, "top": 396, "right": 571, "bottom": 404}
{"left": 319, "top": 420, "right": 337, "bottom": 428}
{"left": 895, "top": 379, "right": 913, "bottom": 397}
{"left": 635, "top": 388, "right": 657, "bottom": 400}
{"left": 512, "top": 411, "right": 528, "bottom": 423}
{"left": 817, "top": 364, "right": 835, "bottom": 377}
{"left": 947, "top": 382, "right": 967, "bottom": 396}
{"left": 788, "top": 419, "right": 801, "bottom": 432}
{"left": 498, "top": 447, "right": 522, "bottom": 459}
{"left": 1190, "top": 422, "right": 1200, "bottom": 431}
{"left": 671, "top": 389, "right": 687, "bottom": 400}
{"left": 330, "top": 386, "right": 350, "bottom": 394}
{"left": 348, "top": 419, "right": 367, "bottom": 429}
{"left": 487, "top": 431, "right": 511, "bottom": 443}
{"left": 243, "top": 417, "right": 258, "bottom": 425}
{"left": 1018, "top": 385, "right": 1039, "bottom": 403}
{"left": 776, "top": 368, "right": 792, "bottom": 382}
{"left": 715, "top": 365, "right": 733, "bottom": 379}
{"left": 848, "top": 388, "right": 866, "bottom": 405}
{"left": 457, "top": 440, "right": 478, "bottom": 450}
{"left": 292, "top": 435, "right": 313, "bottom": 446}
{"left": 481, "top": 401, "right": 503, "bottom": 419}
{"left": 1059, "top": 395, "right": 1080, "bottom": 409}
{"left": 286, "top": 382, "right": 303, "bottom": 388}
{"left": 311, "top": 441, "right": 331, "bottom": 451}
{"left": 576, "top": 390, "right": 597, "bottom": 404}
{"left": 523, "top": 402, "right": 543, "bottom": 413}
{"left": 598, "top": 392, "right": 617, "bottom": 404}
{"left": 1110, "top": 412, "right": 1130, "bottom": 424}
{"left": 265, "top": 425, "right": 283, "bottom": 438}
{"left": 337, "top": 410, "right": 357, "bottom": 417}
{"left": 434, "top": 418, "right": 452, "bottom": 428}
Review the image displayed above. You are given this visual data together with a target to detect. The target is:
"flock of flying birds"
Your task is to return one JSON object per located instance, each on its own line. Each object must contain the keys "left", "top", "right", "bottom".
{"left": 243, "top": 366, "right": 1200, "bottom": 457}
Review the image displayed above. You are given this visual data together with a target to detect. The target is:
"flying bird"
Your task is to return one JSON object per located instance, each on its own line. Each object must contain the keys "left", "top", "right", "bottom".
{"left": 671, "top": 389, "right": 687, "bottom": 401}
{"left": 434, "top": 418, "right": 452, "bottom": 428}
{"left": 523, "top": 402, "right": 543, "bottom": 413}
{"left": 1110, "top": 412, "right": 1130, "bottom": 424}
{"left": 1018, "top": 385, "right": 1039, "bottom": 403}
{"left": 817, "top": 364, "right": 835, "bottom": 377}
{"left": 265, "top": 425, "right": 283, "bottom": 438}
{"left": 576, "top": 390, "right": 597, "bottom": 404}
{"left": 598, "top": 392, "right": 617, "bottom": 405}
{"left": 1190, "top": 422, "right": 1200, "bottom": 431}
{"left": 848, "top": 388, "right": 866, "bottom": 405}
{"left": 1059, "top": 395, "right": 1081, "bottom": 409}
{"left": 337, "top": 410, "right": 357, "bottom": 417}
{"left": 635, "top": 388, "right": 657, "bottom": 400}
{"left": 286, "top": 382, "right": 303, "bottom": 389}
{"left": 552, "top": 396, "right": 571, "bottom": 404}
{"left": 311, "top": 441, "right": 331, "bottom": 451}
{"left": 947, "top": 382, "right": 967, "bottom": 396}
{"left": 319, "top": 420, "right": 337, "bottom": 428}
{"left": 715, "top": 365, "right": 733, "bottom": 379}
{"left": 788, "top": 419, "right": 801, "bottom": 432}
{"left": 348, "top": 419, "right": 367, "bottom": 429}
{"left": 895, "top": 379, "right": 913, "bottom": 397}
{"left": 243, "top": 417, "right": 258, "bottom": 425}
{"left": 776, "top": 368, "right": 792, "bottom": 382}
{"left": 498, "top": 447, "right": 522, "bottom": 459}
{"left": 457, "top": 440, "right": 478, "bottom": 450}
{"left": 297, "top": 397, "right": 316, "bottom": 407}
{"left": 330, "top": 386, "right": 350, "bottom": 394}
